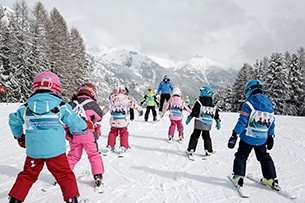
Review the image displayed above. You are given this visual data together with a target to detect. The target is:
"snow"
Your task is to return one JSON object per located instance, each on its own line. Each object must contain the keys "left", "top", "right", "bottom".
{"left": 0, "top": 102, "right": 304, "bottom": 203}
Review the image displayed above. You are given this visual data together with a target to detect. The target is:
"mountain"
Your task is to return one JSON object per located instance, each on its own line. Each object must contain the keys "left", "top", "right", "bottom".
{"left": 88, "top": 46, "right": 238, "bottom": 104}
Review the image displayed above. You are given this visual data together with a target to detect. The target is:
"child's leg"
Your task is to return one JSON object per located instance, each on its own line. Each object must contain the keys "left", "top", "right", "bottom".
{"left": 119, "top": 127, "right": 129, "bottom": 148}
{"left": 202, "top": 130, "right": 213, "bottom": 152}
{"left": 107, "top": 127, "right": 119, "bottom": 147}
{"left": 233, "top": 139, "right": 252, "bottom": 176}
{"left": 144, "top": 107, "right": 151, "bottom": 121}
{"left": 67, "top": 140, "right": 83, "bottom": 170}
{"left": 168, "top": 120, "right": 177, "bottom": 138}
{"left": 254, "top": 145, "right": 277, "bottom": 179}
{"left": 176, "top": 119, "right": 184, "bottom": 132}
{"left": 83, "top": 138, "right": 105, "bottom": 176}
{"left": 9, "top": 156, "right": 44, "bottom": 202}
{"left": 187, "top": 129, "right": 201, "bottom": 152}
{"left": 46, "top": 153, "right": 79, "bottom": 201}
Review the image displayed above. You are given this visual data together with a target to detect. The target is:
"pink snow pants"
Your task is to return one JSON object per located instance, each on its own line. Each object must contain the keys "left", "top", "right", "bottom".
{"left": 67, "top": 133, "right": 104, "bottom": 176}
{"left": 168, "top": 119, "right": 184, "bottom": 137}
{"left": 107, "top": 127, "right": 129, "bottom": 148}
{"left": 9, "top": 154, "right": 79, "bottom": 201}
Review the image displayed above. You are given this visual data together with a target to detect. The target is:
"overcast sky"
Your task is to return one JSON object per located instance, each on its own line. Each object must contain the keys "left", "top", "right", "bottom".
{"left": 1, "top": 0, "right": 305, "bottom": 69}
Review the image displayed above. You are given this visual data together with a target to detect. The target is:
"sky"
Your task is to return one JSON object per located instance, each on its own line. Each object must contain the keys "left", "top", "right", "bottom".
{"left": 1, "top": 0, "right": 305, "bottom": 69}
{"left": 0, "top": 103, "right": 304, "bottom": 202}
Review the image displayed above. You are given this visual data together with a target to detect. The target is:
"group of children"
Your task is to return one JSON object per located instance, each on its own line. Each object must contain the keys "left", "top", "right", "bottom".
{"left": 7, "top": 72, "right": 279, "bottom": 203}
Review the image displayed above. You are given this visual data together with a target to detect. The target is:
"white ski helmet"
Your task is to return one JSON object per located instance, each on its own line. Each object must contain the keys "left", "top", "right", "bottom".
{"left": 173, "top": 87, "right": 182, "bottom": 96}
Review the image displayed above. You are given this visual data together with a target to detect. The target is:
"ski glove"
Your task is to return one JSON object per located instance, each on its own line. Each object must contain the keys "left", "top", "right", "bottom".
{"left": 216, "top": 121, "right": 221, "bottom": 130}
{"left": 266, "top": 135, "right": 274, "bottom": 150}
{"left": 228, "top": 130, "right": 238, "bottom": 149}
{"left": 138, "top": 110, "right": 143, "bottom": 116}
{"left": 185, "top": 117, "right": 192, "bottom": 125}
{"left": 16, "top": 134, "right": 25, "bottom": 148}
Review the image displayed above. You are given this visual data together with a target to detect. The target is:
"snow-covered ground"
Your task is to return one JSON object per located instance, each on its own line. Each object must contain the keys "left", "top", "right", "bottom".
{"left": 0, "top": 103, "right": 304, "bottom": 203}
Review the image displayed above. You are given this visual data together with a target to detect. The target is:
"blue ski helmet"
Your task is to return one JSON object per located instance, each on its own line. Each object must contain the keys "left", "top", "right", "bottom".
{"left": 200, "top": 86, "right": 214, "bottom": 97}
{"left": 244, "top": 79, "right": 264, "bottom": 98}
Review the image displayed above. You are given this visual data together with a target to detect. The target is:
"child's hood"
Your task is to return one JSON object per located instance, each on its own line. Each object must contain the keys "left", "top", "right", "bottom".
{"left": 27, "top": 93, "right": 63, "bottom": 114}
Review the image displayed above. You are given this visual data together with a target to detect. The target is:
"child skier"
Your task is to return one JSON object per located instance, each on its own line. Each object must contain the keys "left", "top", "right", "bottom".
{"left": 103, "top": 86, "right": 143, "bottom": 155}
{"left": 161, "top": 87, "right": 191, "bottom": 142}
{"left": 140, "top": 88, "right": 160, "bottom": 122}
{"left": 8, "top": 71, "right": 87, "bottom": 203}
{"left": 185, "top": 86, "right": 221, "bottom": 157}
{"left": 227, "top": 79, "right": 279, "bottom": 190}
{"left": 66, "top": 83, "right": 105, "bottom": 191}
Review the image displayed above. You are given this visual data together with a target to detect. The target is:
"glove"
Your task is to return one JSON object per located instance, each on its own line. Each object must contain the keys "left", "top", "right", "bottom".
{"left": 185, "top": 117, "right": 192, "bottom": 125}
{"left": 228, "top": 130, "right": 238, "bottom": 149}
{"left": 216, "top": 121, "right": 221, "bottom": 130}
{"left": 266, "top": 135, "right": 274, "bottom": 150}
{"left": 65, "top": 127, "right": 73, "bottom": 141}
{"left": 86, "top": 120, "right": 95, "bottom": 129}
{"left": 95, "top": 124, "right": 101, "bottom": 137}
{"left": 16, "top": 134, "right": 25, "bottom": 148}
{"left": 138, "top": 110, "right": 143, "bottom": 116}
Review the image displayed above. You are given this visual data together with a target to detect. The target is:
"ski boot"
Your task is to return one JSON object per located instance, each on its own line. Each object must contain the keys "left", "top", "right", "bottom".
{"left": 9, "top": 197, "right": 22, "bottom": 203}
{"left": 167, "top": 136, "right": 173, "bottom": 143}
{"left": 233, "top": 175, "right": 244, "bottom": 187}
{"left": 94, "top": 174, "right": 103, "bottom": 187}
{"left": 66, "top": 196, "right": 78, "bottom": 203}
{"left": 178, "top": 131, "right": 184, "bottom": 142}
{"left": 261, "top": 178, "right": 281, "bottom": 191}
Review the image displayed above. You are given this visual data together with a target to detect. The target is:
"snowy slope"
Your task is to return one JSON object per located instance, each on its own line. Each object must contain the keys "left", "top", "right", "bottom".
{"left": 0, "top": 103, "right": 304, "bottom": 203}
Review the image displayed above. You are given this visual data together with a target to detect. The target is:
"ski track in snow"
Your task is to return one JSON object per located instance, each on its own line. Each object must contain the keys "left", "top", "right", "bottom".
{"left": 0, "top": 103, "right": 305, "bottom": 203}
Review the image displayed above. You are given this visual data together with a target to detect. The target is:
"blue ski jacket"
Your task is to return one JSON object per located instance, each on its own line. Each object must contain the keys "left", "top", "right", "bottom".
{"left": 9, "top": 92, "right": 87, "bottom": 159}
{"left": 157, "top": 81, "right": 174, "bottom": 95}
{"left": 233, "top": 94, "right": 275, "bottom": 146}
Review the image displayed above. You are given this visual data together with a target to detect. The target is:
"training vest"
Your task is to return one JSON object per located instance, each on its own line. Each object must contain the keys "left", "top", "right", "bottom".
{"left": 195, "top": 100, "right": 216, "bottom": 126}
{"left": 110, "top": 95, "right": 128, "bottom": 120}
{"left": 24, "top": 101, "right": 65, "bottom": 130}
{"left": 73, "top": 99, "right": 93, "bottom": 121}
{"left": 245, "top": 101, "right": 274, "bottom": 139}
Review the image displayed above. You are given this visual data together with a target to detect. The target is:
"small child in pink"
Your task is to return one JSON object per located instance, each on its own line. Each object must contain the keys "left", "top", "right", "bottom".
{"left": 103, "top": 86, "right": 143, "bottom": 153}
{"left": 162, "top": 87, "right": 191, "bottom": 142}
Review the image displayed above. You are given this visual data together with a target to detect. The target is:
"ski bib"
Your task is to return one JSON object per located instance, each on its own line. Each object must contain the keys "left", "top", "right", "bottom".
{"left": 169, "top": 102, "right": 184, "bottom": 117}
{"left": 196, "top": 101, "right": 216, "bottom": 126}
{"left": 245, "top": 101, "right": 274, "bottom": 139}
{"left": 73, "top": 99, "right": 93, "bottom": 121}
{"left": 110, "top": 96, "right": 128, "bottom": 120}
{"left": 24, "top": 103, "right": 63, "bottom": 130}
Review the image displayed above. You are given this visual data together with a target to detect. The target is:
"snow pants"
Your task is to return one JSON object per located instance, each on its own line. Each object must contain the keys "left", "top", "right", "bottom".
{"left": 9, "top": 153, "right": 79, "bottom": 202}
{"left": 168, "top": 119, "right": 183, "bottom": 137}
{"left": 187, "top": 129, "right": 213, "bottom": 153}
{"left": 67, "top": 133, "right": 105, "bottom": 176}
{"left": 233, "top": 139, "right": 277, "bottom": 179}
{"left": 159, "top": 94, "right": 171, "bottom": 112}
{"left": 107, "top": 127, "right": 129, "bottom": 148}
{"left": 145, "top": 106, "right": 157, "bottom": 121}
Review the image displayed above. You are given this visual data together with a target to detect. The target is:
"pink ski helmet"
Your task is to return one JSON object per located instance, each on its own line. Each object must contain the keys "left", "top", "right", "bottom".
{"left": 33, "top": 71, "right": 61, "bottom": 94}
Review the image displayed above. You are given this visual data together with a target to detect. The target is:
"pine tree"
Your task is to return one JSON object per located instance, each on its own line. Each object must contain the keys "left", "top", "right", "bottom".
{"left": 231, "top": 63, "right": 254, "bottom": 112}
{"left": 265, "top": 53, "right": 290, "bottom": 115}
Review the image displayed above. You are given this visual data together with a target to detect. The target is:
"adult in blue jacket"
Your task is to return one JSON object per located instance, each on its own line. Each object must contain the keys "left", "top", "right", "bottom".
{"left": 227, "top": 79, "right": 279, "bottom": 191}
{"left": 157, "top": 75, "right": 174, "bottom": 112}
{"left": 8, "top": 71, "right": 87, "bottom": 203}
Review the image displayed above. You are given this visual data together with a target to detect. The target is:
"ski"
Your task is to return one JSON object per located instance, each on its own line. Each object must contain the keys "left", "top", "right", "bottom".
{"left": 227, "top": 175, "right": 250, "bottom": 198}
{"left": 186, "top": 151, "right": 195, "bottom": 161}
{"left": 246, "top": 174, "right": 296, "bottom": 200}
{"left": 118, "top": 147, "right": 131, "bottom": 158}
{"left": 41, "top": 170, "right": 91, "bottom": 192}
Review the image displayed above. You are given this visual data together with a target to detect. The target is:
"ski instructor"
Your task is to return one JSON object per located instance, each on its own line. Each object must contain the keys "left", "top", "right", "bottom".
{"left": 157, "top": 75, "right": 174, "bottom": 113}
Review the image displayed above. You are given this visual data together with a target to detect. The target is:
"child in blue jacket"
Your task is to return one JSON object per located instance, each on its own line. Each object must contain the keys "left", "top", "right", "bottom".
{"left": 8, "top": 72, "right": 87, "bottom": 203}
{"left": 227, "top": 79, "right": 279, "bottom": 191}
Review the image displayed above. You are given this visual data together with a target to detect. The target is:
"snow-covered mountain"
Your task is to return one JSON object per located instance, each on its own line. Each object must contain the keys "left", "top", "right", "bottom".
{"left": 88, "top": 46, "right": 238, "bottom": 104}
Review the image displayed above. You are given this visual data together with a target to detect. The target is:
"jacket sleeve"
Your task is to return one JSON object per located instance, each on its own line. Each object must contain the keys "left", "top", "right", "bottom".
{"left": 188, "top": 101, "right": 200, "bottom": 118}
{"left": 8, "top": 105, "right": 26, "bottom": 138}
{"left": 157, "top": 82, "right": 162, "bottom": 94}
{"left": 61, "top": 103, "right": 87, "bottom": 132}
{"left": 233, "top": 102, "right": 251, "bottom": 134}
